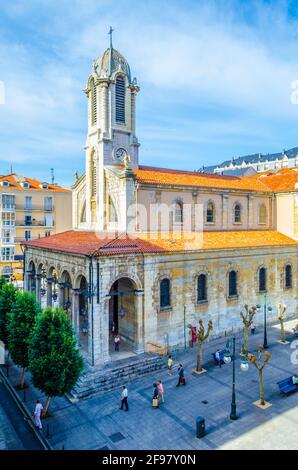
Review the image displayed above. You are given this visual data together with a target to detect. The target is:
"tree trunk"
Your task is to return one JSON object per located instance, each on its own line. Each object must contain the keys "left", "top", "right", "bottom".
{"left": 20, "top": 367, "right": 26, "bottom": 389}
{"left": 197, "top": 341, "right": 203, "bottom": 372}
{"left": 43, "top": 396, "right": 52, "bottom": 417}
{"left": 243, "top": 325, "right": 249, "bottom": 354}
{"left": 280, "top": 320, "right": 285, "bottom": 342}
{"left": 259, "top": 369, "right": 265, "bottom": 406}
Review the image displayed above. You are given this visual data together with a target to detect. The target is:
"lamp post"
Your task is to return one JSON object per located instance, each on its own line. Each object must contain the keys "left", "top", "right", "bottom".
{"left": 224, "top": 337, "right": 249, "bottom": 420}
{"left": 256, "top": 293, "right": 272, "bottom": 350}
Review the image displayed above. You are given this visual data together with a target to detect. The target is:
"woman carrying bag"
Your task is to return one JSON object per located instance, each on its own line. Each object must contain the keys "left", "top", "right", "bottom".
{"left": 152, "top": 383, "right": 159, "bottom": 408}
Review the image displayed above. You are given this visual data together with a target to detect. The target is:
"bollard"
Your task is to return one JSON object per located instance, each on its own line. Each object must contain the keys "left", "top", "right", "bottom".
{"left": 196, "top": 416, "right": 206, "bottom": 438}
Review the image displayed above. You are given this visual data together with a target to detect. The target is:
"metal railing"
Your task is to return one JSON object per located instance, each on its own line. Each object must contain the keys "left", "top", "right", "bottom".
{"left": 15, "top": 205, "right": 54, "bottom": 212}
{"left": 15, "top": 220, "right": 54, "bottom": 227}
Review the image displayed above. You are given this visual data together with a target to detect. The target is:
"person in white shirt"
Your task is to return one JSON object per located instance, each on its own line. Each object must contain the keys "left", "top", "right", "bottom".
{"left": 33, "top": 400, "right": 43, "bottom": 430}
{"left": 120, "top": 385, "right": 128, "bottom": 411}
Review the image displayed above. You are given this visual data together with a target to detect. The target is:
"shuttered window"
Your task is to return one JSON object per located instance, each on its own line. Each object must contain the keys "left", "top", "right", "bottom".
{"left": 116, "top": 76, "right": 125, "bottom": 123}
{"left": 197, "top": 274, "right": 207, "bottom": 302}
{"left": 259, "top": 267, "right": 266, "bottom": 292}
{"left": 160, "top": 278, "right": 170, "bottom": 309}
{"left": 228, "top": 270, "right": 237, "bottom": 297}
{"left": 285, "top": 265, "right": 292, "bottom": 289}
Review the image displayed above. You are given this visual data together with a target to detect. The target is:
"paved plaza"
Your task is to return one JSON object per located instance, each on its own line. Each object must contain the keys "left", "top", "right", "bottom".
{"left": 1, "top": 320, "right": 297, "bottom": 450}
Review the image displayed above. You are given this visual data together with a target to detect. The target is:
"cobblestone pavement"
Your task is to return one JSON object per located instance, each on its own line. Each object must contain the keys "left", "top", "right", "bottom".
{"left": 1, "top": 321, "right": 298, "bottom": 450}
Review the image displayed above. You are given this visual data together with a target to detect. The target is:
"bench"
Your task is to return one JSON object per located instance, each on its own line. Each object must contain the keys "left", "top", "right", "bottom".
{"left": 277, "top": 377, "right": 298, "bottom": 396}
{"left": 212, "top": 350, "right": 225, "bottom": 366}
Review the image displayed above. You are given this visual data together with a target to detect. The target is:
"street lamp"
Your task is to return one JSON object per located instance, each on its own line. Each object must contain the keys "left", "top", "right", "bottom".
{"left": 224, "top": 337, "right": 249, "bottom": 420}
{"left": 256, "top": 293, "right": 272, "bottom": 349}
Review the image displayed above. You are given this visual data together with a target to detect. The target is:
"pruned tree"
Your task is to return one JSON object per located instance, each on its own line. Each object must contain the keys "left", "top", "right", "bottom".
{"left": 0, "top": 283, "right": 17, "bottom": 346}
{"left": 188, "top": 319, "right": 213, "bottom": 372}
{"left": 277, "top": 303, "right": 287, "bottom": 343}
{"left": 247, "top": 345, "right": 271, "bottom": 406}
{"left": 7, "top": 291, "right": 40, "bottom": 388}
{"left": 240, "top": 305, "right": 257, "bottom": 354}
{"left": 29, "top": 307, "right": 83, "bottom": 416}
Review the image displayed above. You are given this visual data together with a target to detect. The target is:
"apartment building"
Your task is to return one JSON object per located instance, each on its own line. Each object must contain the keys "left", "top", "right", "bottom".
{"left": 0, "top": 173, "right": 72, "bottom": 282}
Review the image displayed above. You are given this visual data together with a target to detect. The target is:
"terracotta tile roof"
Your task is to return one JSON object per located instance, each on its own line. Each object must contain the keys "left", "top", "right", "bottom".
{"left": 0, "top": 174, "right": 70, "bottom": 192}
{"left": 134, "top": 165, "right": 271, "bottom": 192}
{"left": 23, "top": 230, "right": 297, "bottom": 256}
{"left": 249, "top": 167, "right": 298, "bottom": 191}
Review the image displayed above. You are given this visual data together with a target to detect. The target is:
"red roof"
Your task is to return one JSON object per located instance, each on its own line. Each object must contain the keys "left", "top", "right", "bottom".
{"left": 23, "top": 230, "right": 298, "bottom": 256}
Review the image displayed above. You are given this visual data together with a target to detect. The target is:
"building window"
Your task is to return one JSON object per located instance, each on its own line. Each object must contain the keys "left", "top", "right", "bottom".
{"left": 45, "top": 231, "right": 51, "bottom": 237}
{"left": 22, "top": 181, "right": 30, "bottom": 188}
{"left": 115, "top": 75, "right": 125, "bottom": 124}
{"left": 259, "top": 267, "right": 267, "bottom": 292}
{"left": 258, "top": 204, "right": 267, "bottom": 224}
{"left": 45, "top": 214, "right": 53, "bottom": 227}
{"left": 1, "top": 181, "right": 9, "bottom": 187}
{"left": 234, "top": 203, "right": 241, "bottom": 223}
{"left": 90, "top": 78, "right": 97, "bottom": 126}
{"left": 24, "top": 230, "right": 31, "bottom": 241}
{"left": 2, "top": 229, "right": 13, "bottom": 243}
{"left": 1, "top": 247, "right": 14, "bottom": 261}
{"left": 174, "top": 201, "right": 183, "bottom": 223}
{"left": 25, "top": 196, "right": 32, "bottom": 210}
{"left": 2, "top": 212, "right": 15, "bottom": 226}
{"left": 228, "top": 270, "right": 237, "bottom": 297}
{"left": 2, "top": 194, "right": 15, "bottom": 209}
{"left": 197, "top": 274, "right": 207, "bottom": 302}
{"left": 285, "top": 264, "right": 292, "bottom": 289}
{"left": 206, "top": 202, "right": 215, "bottom": 223}
{"left": 44, "top": 197, "right": 53, "bottom": 211}
{"left": 160, "top": 278, "right": 170, "bottom": 309}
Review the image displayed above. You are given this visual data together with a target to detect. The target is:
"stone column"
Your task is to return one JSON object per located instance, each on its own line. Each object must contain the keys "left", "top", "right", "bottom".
{"left": 90, "top": 296, "right": 111, "bottom": 367}
{"left": 222, "top": 194, "right": 229, "bottom": 229}
{"left": 35, "top": 274, "right": 42, "bottom": 304}
{"left": 46, "top": 279, "right": 52, "bottom": 308}
{"left": 58, "top": 284, "right": 64, "bottom": 309}
{"left": 248, "top": 195, "right": 254, "bottom": 228}
{"left": 134, "top": 290, "right": 145, "bottom": 354}
{"left": 71, "top": 289, "right": 80, "bottom": 334}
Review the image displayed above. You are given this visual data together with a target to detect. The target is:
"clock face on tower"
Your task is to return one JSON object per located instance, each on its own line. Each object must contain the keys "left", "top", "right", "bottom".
{"left": 115, "top": 147, "right": 128, "bottom": 161}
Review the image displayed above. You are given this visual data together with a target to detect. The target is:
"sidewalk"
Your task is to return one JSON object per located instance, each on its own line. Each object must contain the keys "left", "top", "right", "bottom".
{"left": 1, "top": 321, "right": 297, "bottom": 450}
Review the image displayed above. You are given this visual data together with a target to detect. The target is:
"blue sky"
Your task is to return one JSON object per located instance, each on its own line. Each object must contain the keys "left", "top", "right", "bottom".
{"left": 1, "top": 0, "right": 298, "bottom": 187}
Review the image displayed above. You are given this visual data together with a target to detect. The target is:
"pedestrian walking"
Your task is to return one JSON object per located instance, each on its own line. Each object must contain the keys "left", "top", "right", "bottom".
{"left": 167, "top": 355, "right": 173, "bottom": 375}
{"left": 152, "top": 383, "right": 159, "bottom": 408}
{"left": 176, "top": 364, "right": 186, "bottom": 387}
{"left": 251, "top": 322, "right": 256, "bottom": 335}
{"left": 215, "top": 349, "right": 222, "bottom": 368}
{"left": 157, "top": 380, "right": 164, "bottom": 403}
{"left": 119, "top": 385, "right": 129, "bottom": 411}
{"left": 32, "top": 400, "right": 43, "bottom": 430}
{"left": 114, "top": 334, "right": 121, "bottom": 351}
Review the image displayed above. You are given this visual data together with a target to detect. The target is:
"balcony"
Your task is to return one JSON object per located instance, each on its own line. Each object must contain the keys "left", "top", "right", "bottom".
{"left": 0, "top": 204, "right": 16, "bottom": 211}
{"left": 15, "top": 205, "right": 54, "bottom": 212}
{"left": 15, "top": 220, "right": 54, "bottom": 227}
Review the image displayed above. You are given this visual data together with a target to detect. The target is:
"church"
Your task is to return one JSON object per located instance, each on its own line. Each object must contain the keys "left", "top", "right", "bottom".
{"left": 23, "top": 38, "right": 298, "bottom": 369}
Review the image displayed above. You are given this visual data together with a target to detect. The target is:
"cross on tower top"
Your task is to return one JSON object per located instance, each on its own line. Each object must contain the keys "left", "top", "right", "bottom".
{"left": 109, "top": 26, "right": 114, "bottom": 49}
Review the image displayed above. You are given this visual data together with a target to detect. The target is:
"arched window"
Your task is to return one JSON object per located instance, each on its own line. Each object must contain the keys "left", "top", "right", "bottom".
{"left": 234, "top": 203, "right": 241, "bottom": 223}
{"left": 259, "top": 267, "right": 266, "bottom": 292}
{"left": 109, "top": 197, "right": 118, "bottom": 223}
{"left": 206, "top": 201, "right": 215, "bottom": 223}
{"left": 258, "top": 204, "right": 267, "bottom": 224}
{"left": 197, "top": 274, "right": 207, "bottom": 302}
{"left": 116, "top": 75, "right": 125, "bottom": 124}
{"left": 174, "top": 201, "right": 183, "bottom": 223}
{"left": 90, "top": 79, "right": 97, "bottom": 126}
{"left": 160, "top": 278, "right": 170, "bottom": 309}
{"left": 285, "top": 264, "right": 292, "bottom": 289}
{"left": 228, "top": 270, "right": 237, "bottom": 297}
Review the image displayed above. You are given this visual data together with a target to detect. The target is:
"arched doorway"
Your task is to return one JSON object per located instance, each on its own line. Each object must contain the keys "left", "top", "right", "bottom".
{"left": 109, "top": 277, "right": 137, "bottom": 355}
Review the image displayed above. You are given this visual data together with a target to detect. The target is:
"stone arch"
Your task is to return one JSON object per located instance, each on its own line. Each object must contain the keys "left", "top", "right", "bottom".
{"left": 106, "top": 271, "right": 142, "bottom": 295}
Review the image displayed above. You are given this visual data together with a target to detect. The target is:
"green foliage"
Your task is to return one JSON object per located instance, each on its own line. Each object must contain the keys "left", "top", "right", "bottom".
{"left": 0, "top": 276, "right": 6, "bottom": 291}
{"left": 0, "top": 283, "right": 17, "bottom": 345}
{"left": 7, "top": 291, "right": 41, "bottom": 369}
{"left": 29, "top": 307, "right": 83, "bottom": 398}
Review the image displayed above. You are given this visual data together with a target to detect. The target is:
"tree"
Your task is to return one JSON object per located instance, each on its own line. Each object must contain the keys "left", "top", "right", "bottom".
{"left": 29, "top": 307, "right": 83, "bottom": 416}
{"left": 0, "top": 283, "right": 17, "bottom": 346}
{"left": 0, "top": 276, "right": 6, "bottom": 291}
{"left": 247, "top": 345, "right": 271, "bottom": 406}
{"left": 7, "top": 291, "right": 40, "bottom": 388}
{"left": 188, "top": 319, "right": 213, "bottom": 373}
{"left": 277, "top": 303, "right": 287, "bottom": 343}
{"left": 240, "top": 305, "right": 257, "bottom": 354}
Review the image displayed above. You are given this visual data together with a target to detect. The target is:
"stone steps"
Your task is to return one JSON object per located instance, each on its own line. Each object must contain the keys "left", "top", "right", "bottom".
{"left": 70, "top": 354, "right": 167, "bottom": 400}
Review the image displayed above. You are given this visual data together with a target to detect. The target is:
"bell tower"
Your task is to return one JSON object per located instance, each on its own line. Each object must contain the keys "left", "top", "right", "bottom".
{"left": 84, "top": 28, "right": 140, "bottom": 230}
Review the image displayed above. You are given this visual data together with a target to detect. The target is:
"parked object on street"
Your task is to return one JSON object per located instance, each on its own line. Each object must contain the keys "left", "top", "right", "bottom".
{"left": 277, "top": 376, "right": 298, "bottom": 396}
{"left": 196, "top": 416, "right": 205, "bottom": 438}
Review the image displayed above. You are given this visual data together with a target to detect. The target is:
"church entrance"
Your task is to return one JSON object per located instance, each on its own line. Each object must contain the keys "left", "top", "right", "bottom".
{"left": 109, "top": 278, "right": 138, "bottom": 359}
